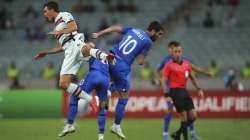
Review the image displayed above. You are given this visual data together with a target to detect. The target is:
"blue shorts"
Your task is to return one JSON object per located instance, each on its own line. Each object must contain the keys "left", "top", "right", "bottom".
{"left": 109, "top": 59, "right": 131, "bottom": 93}
{"left": 79, "top": 70, "right": 110, "bottom": 101}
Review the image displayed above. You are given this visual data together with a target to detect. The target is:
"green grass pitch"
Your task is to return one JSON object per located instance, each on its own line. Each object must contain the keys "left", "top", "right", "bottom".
{"left": 0, "top": 118, "right": 250, "bottom": 140}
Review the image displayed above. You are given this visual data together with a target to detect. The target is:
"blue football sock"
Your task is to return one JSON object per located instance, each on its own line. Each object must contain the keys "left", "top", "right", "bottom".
{"left": 98, "top": 107, "right": 107, "bottom": 134}
{"left": 163, "top": 113, "right": 172, "bottom": 133}
{"left": 189, "top": 123, "right": 195, "bottom": 132}
{"left": 67, "top": 96, "right": 79, "bottom": 124}
{"left": 114, "top": 98, "right": 128, "bottom": 125}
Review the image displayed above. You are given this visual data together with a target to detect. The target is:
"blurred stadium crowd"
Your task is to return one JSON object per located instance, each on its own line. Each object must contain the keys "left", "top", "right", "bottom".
{"left": 0, "top": 0, "right": 249, "bottom": 90}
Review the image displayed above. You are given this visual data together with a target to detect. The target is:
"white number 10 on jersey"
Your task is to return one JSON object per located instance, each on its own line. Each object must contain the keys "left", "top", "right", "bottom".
{"left": 119, "top": 35, "right": 137, "bottom": 55}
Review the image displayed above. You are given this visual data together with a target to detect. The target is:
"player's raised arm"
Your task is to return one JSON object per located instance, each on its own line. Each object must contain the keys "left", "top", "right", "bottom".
{"left": 191, "top": 64, "right": 212, "bottom": 77}
{"left": 161, "top": 76, "right": 168, "bottom": 95}
{"left": 48, "top": 20, "right": 77, "bottom": 38}
{"left": 189, "top": 72, "right": 204, "bottom": 97}
{"left": 92, "top": 25, "right": 124, "bottom": 38}
{"left": 34, "top": 43, "right": 63, "bottom": 60}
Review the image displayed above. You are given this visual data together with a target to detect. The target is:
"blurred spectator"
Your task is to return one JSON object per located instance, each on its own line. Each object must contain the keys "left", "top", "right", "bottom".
{"left": 116, "top": 0, "right": 126, "bottom": 12}
{"left": 42, "top": 62, "right": 56, "bottom": 80}
{"left": 208, "top": 60, "right": 220, "bottom": 78}
{"left": 140, "top": 62, "right": 153, "bottom": 80}
{"left": 23, "top": 5, "right": 46, "bottom": 40}
{"left": 228, "top": 0, "right": 240, "bottom": 7}
{"left": 202, "top": 12, "right": 215, "bottom": 28}
{"left": 184, "top": 10, "right": 192, "bottom": 27}
{"left": 72, "top": 0, "right": 96, "bottom": 13}
{"left": 0, "top": 4, "right": 15, "bottom": 30}
{"left": 127, "top": 0, "right": 137, "bottom": 13}
{"left": 241, "top": 61, "right": 250, "bottom": 79}
{"left": 7, "top": 62, "right": 24, "bottom": 89}
{"left": 223, "top": 11, "right": 237, "bottom": 27}
{"left": 98, "top": 17, "right": 109, "bottom": 31}
{"left": 102, "top": 0, "right": 115, "bottom": 12}
{"left": 224, "top": 67, "right": 244, "bottom": 91}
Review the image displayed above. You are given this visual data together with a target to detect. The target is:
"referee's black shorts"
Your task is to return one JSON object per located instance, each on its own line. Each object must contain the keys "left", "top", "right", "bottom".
{"left": 170, "top": 88, "right": 194, "bottom": 113}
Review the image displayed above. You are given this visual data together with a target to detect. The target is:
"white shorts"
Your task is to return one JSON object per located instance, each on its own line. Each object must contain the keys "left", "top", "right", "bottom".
{"left": 60, "top": 33, "right": 90, "bottom": 75}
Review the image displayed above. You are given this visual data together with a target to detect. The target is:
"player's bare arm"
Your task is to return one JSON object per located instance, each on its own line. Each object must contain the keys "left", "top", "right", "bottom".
{"left": 161, "top": 76, "right": 168, "bottom": 95}
{"left": 189, "top": 72, "right": 204, "bottom": 97}
{"left": 137, "top": 54, "right": 146, "bottom": 65}
{"left": 191, "top": 64, "right": 212, "bottom": 77}
{"left": 34, "top": 43, "right": 63, "bottom": 60}
{"left": 92, "top": 25, "right": 123, "bottom": 38}
{"left": 153, "top": 68, "right": 162, "bottom": 85}
{"left": 48, "top": 20, "right": 78, "bottom": 38}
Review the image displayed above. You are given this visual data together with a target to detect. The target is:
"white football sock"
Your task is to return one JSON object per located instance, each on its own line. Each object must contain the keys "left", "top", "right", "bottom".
{"left": 89, "top": 48, "right": 107, "bottom": 60}
{"left": 66, "top": 83, "right": 78, "bottom": 95}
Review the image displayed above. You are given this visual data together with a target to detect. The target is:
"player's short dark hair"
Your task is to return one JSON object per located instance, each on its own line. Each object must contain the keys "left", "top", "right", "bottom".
{"left": 147, "top": 21, "right": 164, "bottom": 32}
{"left": 44, "top": 1, "right": 59, "bottom": 12}
{"left": 168, "top": 41, "right": 181, "bottom": 48}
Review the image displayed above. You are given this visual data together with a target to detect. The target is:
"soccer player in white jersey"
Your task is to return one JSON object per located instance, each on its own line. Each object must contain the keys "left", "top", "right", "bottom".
{"left": 34, "top": 1, "right": 114, "bottom": 133}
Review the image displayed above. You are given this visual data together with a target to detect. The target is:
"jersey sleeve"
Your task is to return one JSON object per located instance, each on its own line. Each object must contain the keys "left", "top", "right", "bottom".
{"left": 62, "top": 12, "right": 74, "bottom": 23}
{"left": 121, "top": 26, "right": 132, "bottom": 34}
{"left": 162, "top": 63, "right": 171, "bottom": 77}
{"left": 140, "top": 40, "right": 152, "bottom": 56}
{"left": 157, "top": 56, "right": 171, "bottom": 71}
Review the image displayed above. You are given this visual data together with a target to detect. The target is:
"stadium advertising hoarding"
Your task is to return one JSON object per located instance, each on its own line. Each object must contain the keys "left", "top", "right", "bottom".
{"left": 64, "top": 90, "right": 250, "bottom": 118}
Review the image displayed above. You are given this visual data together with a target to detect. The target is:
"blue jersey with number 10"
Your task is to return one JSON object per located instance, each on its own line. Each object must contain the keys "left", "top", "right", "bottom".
{"left": 111, "top": 27, "right": 153, "bottom": 65}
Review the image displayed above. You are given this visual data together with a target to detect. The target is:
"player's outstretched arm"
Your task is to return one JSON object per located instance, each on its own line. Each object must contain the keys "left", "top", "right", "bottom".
{"left": 189, "top": 72, "right": 204, "bottom": 97}
{"left": 191, "top": 64, "right": 212, "bottom": 77}
{"left": 92, "top": 25, "right": 123, "bottom": 39}
{"left": 34, "top": 43, "right": 63, "bottom": 60}
{"left": 153, "top": 69, "right": 161, "bottom": 85}
{"left": 161, "top": 76, "right": 168, "bottom": 95}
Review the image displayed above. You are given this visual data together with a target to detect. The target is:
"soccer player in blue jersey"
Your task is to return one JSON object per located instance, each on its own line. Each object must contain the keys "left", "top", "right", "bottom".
{"left": 92, "top": 21, "right": 164, "bottom": 139}
{"left": 154, "top": 41, "right": 211, "bottom": 140}
{"left": 58, "top": 55, "right": 110, "bottom": 140}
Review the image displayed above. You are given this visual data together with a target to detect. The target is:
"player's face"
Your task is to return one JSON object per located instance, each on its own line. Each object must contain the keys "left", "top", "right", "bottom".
{"left": 43, "top": 7, "right": 54, "bottom": 22}
{"left": 150, "top": 30, "right": 164, "bottom": 42}
{"left": 172, "top": 46, "right": 182, "bottom": 60}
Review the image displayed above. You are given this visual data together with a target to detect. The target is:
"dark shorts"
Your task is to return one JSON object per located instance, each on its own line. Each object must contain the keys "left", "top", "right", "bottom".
{"left": 170, "top": 88, "right": 194, "bottom": 113}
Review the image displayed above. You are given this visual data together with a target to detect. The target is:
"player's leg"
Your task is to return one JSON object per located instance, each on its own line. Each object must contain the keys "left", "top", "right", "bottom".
{"left": 58, "top": 95, "right": 78, "bottom": 137}
{"left": 170, "top": 89, "right": 188, "bottom": 140}
{"left": 163, "top": 100, "right": 174, "bottom": 140}
{"left": 59, "top": 44, "right": 94, "bottom": 103}
{"left": 96, "top": 76, "right": 110, "bottom": 140}
{"left": 81, "top": 42, "right": 115, "bottom": 63}
{"left": 110, "top": 90, "right": 128, "bottom": 139}
{"left": 110, "top": 73, "right": 130, "bottom": 139}
{"left": 186, "top": 96, "right": 200, "bottom": 140}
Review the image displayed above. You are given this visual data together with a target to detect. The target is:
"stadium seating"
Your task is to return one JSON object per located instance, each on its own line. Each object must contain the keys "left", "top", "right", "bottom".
{"left": 0, "top": 0, "right": 249, "bottom": 80}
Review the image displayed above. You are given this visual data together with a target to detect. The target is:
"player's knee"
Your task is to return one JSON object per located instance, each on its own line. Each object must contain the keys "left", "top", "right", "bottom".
{"left": 59, "top": 81, "right": 70, "bottom": 90}
{"left": 100, "top": 100, "right": 108, "bottom": 110}
{"left": 81, "top": 45, "right": 90, "bottom": 56}
{"left": 118, "top": 92, "right": 128, "bottom": 98}
{"left": 164, "top": 108, "right": 173, "bottom": 113}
